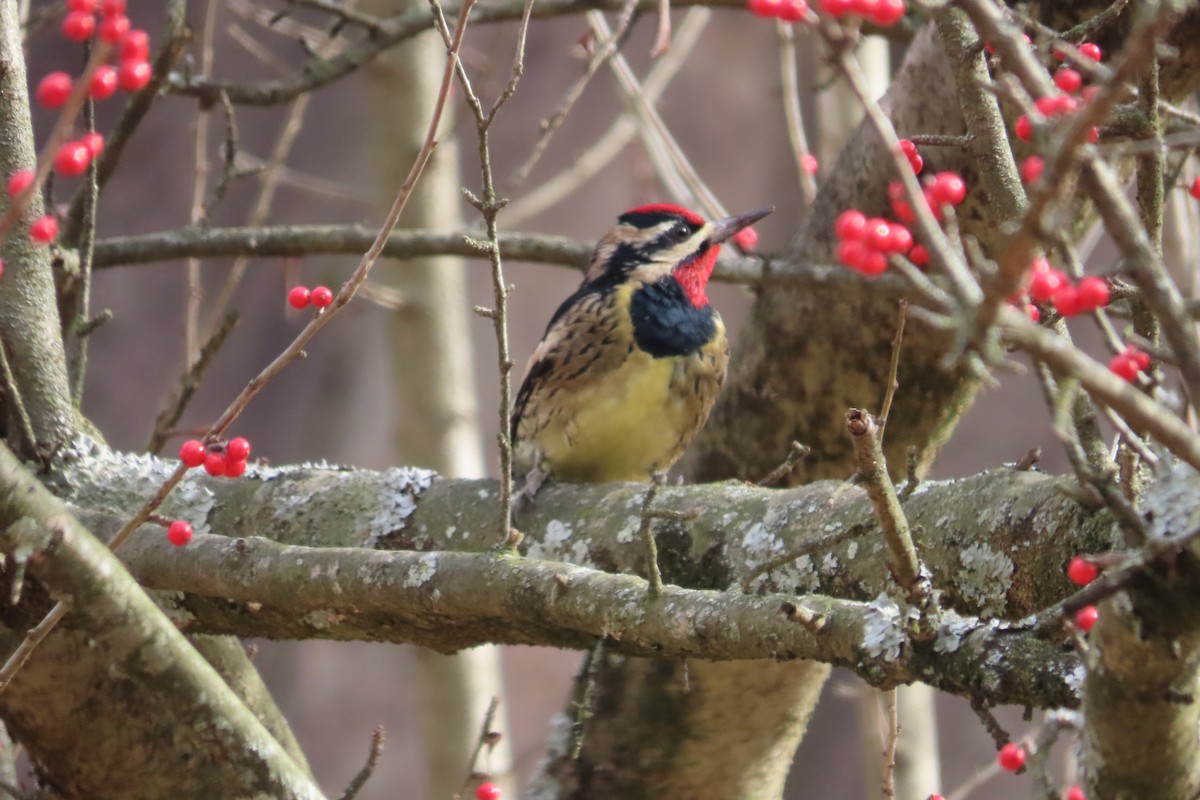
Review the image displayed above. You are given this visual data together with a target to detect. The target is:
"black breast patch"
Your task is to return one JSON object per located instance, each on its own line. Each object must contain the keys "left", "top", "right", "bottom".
{"left": 629, "top": 279, "right": 716, "bottom": 358}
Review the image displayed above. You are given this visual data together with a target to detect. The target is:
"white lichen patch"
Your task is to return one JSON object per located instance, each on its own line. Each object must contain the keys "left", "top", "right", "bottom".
{"left": 862, "top": 592, "right": 905, "bottom": 661}
{"left": 404, "top": 553, "right": 439, "bottom": 587}
{"left": 934, "top": 612, "right": 977, "bottom": 654}
{"left": 615, "top": 515, "right": 640, "bottom": 544}
{"left": 364, "top": 466, "right": 436, "bottom": 546}
{"left": 957, "top": 542, "right": 1014, "bottom": 616}
{"left": 527, "top": 519, "right": 591, "bottom": 566}
{"left": 820, "top": 552, "right": 840, "bottom": 574}
{"left": 846, "top": 541, "right": 858, "bottom": 560}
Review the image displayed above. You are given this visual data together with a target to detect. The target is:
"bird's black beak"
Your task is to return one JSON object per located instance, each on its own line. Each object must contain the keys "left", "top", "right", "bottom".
{"left": 708, "top": 206, "right": 774, "bottom": 244}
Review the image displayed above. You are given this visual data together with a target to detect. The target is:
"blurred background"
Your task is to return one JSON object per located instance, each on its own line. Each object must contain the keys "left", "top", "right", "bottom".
{"left": 25, "top": 1, "right": 1167, "bottom": 797}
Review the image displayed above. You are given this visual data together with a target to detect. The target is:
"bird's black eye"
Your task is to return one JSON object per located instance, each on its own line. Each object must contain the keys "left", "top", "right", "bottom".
{"left": 667, "top": 222, "right": 691, "bottom": 243}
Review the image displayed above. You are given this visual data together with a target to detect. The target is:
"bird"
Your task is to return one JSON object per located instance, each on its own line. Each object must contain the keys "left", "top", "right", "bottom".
{"left": 511, "top": 202, "right": 773, "bottom": 500}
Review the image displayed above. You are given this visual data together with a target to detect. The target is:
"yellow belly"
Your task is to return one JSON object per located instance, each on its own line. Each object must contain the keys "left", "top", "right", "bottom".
{"left": 537, "top": 347, "right": 720, "bottom": 482}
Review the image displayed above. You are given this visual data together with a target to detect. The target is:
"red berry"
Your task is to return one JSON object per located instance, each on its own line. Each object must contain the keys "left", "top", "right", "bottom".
{"left": 1021, "top": 155, "right": 1044, "bottom": 184}
{"left": 850, "top": 0, "right": 878, "bottom": 14}
{"left": 1035, "top": 95, "right": 1058, "bottom": 117}
{"left": 1053, "top": 94, "right": 1079, "bottom": 115}
{"left": 30, "top": 215, "right": 58, "bottom": 244}
{"left": 864, "top": 217, "right": 893, "bottom": 251}
{"left": 68, "top": 0, "right": 98, "bottom": 10}
{"left": 7, "top": 170, "right": 34, "bottom": 198}
{"left": 1024, "top": 302, "right": 1040, "bottom": 322}
{"left": 1065, "top": 787, "right": 1086, "bottom": 800}
{"left": 1015, "top": 115, "right": 1033, "bottom": 142}
{"left": 1067, "top": 556, "right": 1099, "bottom": 586}
{"left": 870, "top": 0, "right": 905, "bottom": 26}
{"left": 203, "top": 452, "right": 228, "bottom": 477}
{"left": 1053, "top": 284, "right": 1082, "bottom": 317}
{"left": 1055, "top": 68, "right": 1083, "bottom": 93}
{"left": 179, "top": 439, "right": 207, "bottom": 468}
{"left": 167, "top": 520, "right": 193, "bottom": 547}
{"left": 1190, "top": 177, "right": 1200, "bottom": 201}
{"left": 1079, "top": 42, "right": 1102, "bottom": 62}
{"left": 35, "top": 72, "right": 73, "bottom": 109}
{"left": 907, "top": 153, "right": 923, "bottom": 174}
{"left": 837, "top": 239, "right": 870, "bottom": 271}
{"left": 90, "top": 65, "right": 118, "bottom": 99}
{"left": 1127, "top": 346, "right": 1151, "bottom": 371}
{"left": 997, "top": 743, "right": 1026, "bottom": 772}
{"left": 120, "top": 29, "right": 150, "bottom": 61}
{"left": 80, "top": 132, "right": 105, "bottom": 158}
{"left": 98, "top": 14, "right": 130, "bottom": 43}
{"left": 54, "top": 141, "right": 91, "bottom": 177}
{"left": 1081, "top": 85, "right": 1101, "bottom": 104}
{"left": 800, "top": 153, "right": 819, "bottom": 174}
{"left": 834, "top": 209, "right": 867, "bottom": 241}
{"left": 118, "top": 59, "right": 152, "bottom": 92}
{"left": 747, "top": 0, "right": 781, "bottom": 17}
{"left": 929, "top": 796, "right": 945, "bottom": 800}
{"left": 1028, "top": 262, "right": 1064, "bottom": 303}
{"left": 311, "top": 285, "right": 334, "bottom": 308}
{"left": 777, "top": 0, "right": 808, "bottom": 21}
{"left": 226, "top": 437, "right": 251, "bottom": 462}
{"left": 288, "top": 286, "right": 312, "bottom": 309}
{"left": 884, "top": 223, "right": 912, "bottom": 253}
{"left": 928, "top": 172, "right": 966, "bottom": 206}
{"left": 858, "top": 249, "right": 888, "bottom": 276}
{"left": 225, "top": 458, "right": 247, "bottom": 478}
{"left": 100, "top": 0, "right": 126, "bottom": 15}
{"left": 908, "top": 244, "right": 929, "bottom": 267}
{"left": 1076, "top": 276, "right": 1109, "bottom": 310}
{"left": 61, "top": 11, "right": 96, "bottom": 41}
{"left": 733, "top": 226, "right": 759, "bottom": 252}
{"left": 1109, "top": 353, "right": 1139, "bottom": 382}
{"left": 1088, "top": 126, "right": 1099, "bottom": 143}
{"left": 898, "top": 139, "right": 917, "bottom": 158}
{"left": 1074, "top": 605, "right": 1099, "bottom": 632}
{"left": 818, "top": 0, "right": 852, "bottom": 17}
{"left": 476, "top": 783, "right": 501, "bottom": 800}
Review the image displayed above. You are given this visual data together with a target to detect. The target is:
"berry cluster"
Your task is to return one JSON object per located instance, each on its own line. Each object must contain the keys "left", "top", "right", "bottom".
{"left": 288, "top": 285, "right": 335, "bottom": 310}
{"left": 816, "top": 0, "right": 907, "bottom": 26}
{"left": 14, "top": 3, "right": 153, "bottom": 249}
{"left": 747, "top": 0, "right": 808, "bottom": 22}
{"left": 179, "top": 437, "right": 253, "bottom": 479}
{"left": 1012, "top": 45, "right": 1101, "bottom": 146}
{"left": 1023, "top": 258, "right": 1110, "bottom": 318}
{"left": 833, "top": 165, "right": 965, "bottom": 277}
{"left": 1108, "top": 344, "right": 1150, "bottom": 383}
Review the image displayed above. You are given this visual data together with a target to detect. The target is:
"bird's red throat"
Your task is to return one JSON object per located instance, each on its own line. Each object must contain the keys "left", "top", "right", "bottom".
{"left": 673, "top": 244, "right": 720, "bottom": 309}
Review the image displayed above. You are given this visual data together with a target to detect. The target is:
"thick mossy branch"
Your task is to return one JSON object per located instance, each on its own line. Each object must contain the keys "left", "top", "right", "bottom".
{"left": 122, "top": 534, "right": 1081, "bottom": 709}
{"left": 53, "top": 442, "right": 1117, "bottom": 622}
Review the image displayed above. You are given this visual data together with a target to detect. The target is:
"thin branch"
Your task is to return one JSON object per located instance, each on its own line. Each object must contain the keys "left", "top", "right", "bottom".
{"left": 878, "top": 300, "right": 908, "bottom": 437}
{"left": 455, "top": 697, "right": 501, "bottom": 798}
{"left": 847, "top": 409, "right": 928, "bottom": 605}
{"left": 636, "top": 475, "right": 667, "bottom": 597}
{"left": 337, "top": 726, "right": 387, "bottom": 800}
{"left": 881, "top": 688, "right": 898, "bottom": 799}
{"left": 777, "top": 20, "right": 818, "bottom": 205}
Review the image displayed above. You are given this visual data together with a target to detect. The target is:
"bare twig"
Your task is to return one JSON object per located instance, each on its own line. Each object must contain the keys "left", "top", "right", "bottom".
{"left": 337, "top": 727, "right": 386, "bottom": 800}
{"left": 777, "top": 20, "right": 818, "bottom": 204}
{"left": 881, "top": 689, "right": 898, "bottom": 799}
{"left": 878, "top": 300, "right": 908, "bottom": 437}
{"left": 455, "top": 697, "right": 501, "bottom": 797}
{"left": 184, "top": 2, "right": 220, "bottom": 370}
{"left": 437, "top": 0, "right": 535, "bottom": 539}
{"left": 145, "top": 312, "right": 239, "bottom": 455}
{"left": 847, "top": 409, "right": 928, "bottom": 605}
{"left": 757, "top": 440, "right": 811, "bottom": 488}
{"left": 636, "top": 475, "right": 667, "bottom": 597}
{"left": 507, "top": 0, "right": 638, "bottom": 190}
